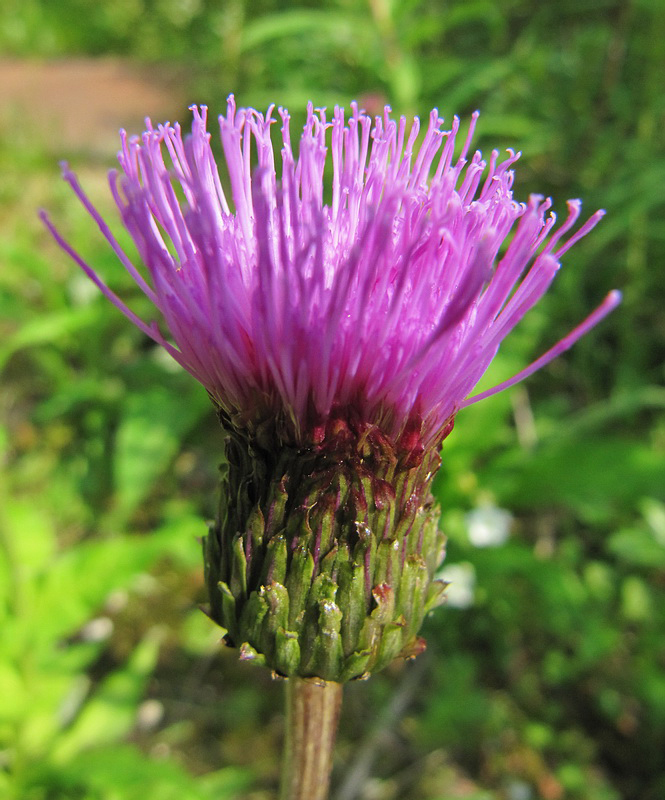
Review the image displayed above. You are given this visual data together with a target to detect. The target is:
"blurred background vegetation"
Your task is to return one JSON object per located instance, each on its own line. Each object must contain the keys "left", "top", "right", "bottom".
{"left": 1, "top": 0, "right": 664, "bottom": 798}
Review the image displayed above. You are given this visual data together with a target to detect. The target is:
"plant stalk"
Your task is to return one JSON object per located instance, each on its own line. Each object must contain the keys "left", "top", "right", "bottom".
{"left": 279, "top": 678, "right": 343, "bottom": 800}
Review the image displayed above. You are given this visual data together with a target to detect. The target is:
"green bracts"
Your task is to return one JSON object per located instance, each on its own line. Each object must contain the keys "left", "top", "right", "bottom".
{"left": 203, "top": 416, "right": 447, "bottom": 682}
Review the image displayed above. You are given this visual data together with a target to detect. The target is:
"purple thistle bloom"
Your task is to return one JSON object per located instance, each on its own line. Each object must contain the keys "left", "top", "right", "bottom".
{"left": 43, "top": 97, "right": 620, "bottom": 680}
{"left": 42, "top": 96, "right": 619, "bottom": 453}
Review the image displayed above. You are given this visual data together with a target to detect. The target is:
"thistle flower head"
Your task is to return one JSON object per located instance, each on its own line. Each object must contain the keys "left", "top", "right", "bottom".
{"left": 43, "top": 98, "right": 620, "bottom": 679}
{"left": 43, "top": 97, "right": 619, "bottom": 453}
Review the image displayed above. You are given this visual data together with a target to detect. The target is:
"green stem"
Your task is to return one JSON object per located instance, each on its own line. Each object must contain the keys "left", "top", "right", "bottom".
{"left": 279, "top": 678, "right": 343, "bottom": 800}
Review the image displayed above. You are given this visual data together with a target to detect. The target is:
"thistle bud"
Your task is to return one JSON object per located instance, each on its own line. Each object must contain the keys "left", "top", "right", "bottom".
{"left": 204, "top": 412, "right": 446, "bottom": 680}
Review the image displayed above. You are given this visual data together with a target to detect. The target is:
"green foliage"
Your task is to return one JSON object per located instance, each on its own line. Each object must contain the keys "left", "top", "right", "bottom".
{"left": 1, "top": 0, "right": 664, "bottom": 798}
{"left": 0, "top": 492, "right": 253, "bottom": 799}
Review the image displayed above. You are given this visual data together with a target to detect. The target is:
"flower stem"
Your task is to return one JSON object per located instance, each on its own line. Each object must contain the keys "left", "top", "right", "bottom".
{"left": 279, "top": 678, "right": 343, "bottom": 800}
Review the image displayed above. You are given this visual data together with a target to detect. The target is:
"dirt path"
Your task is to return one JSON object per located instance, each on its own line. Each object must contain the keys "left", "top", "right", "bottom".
{"left": 0, "top": 58, "right": 187, "bottom": 155}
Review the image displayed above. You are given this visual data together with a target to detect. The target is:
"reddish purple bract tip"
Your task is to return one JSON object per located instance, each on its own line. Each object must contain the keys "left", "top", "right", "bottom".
{"left": 44, "top": 96, "right": 618, "bottom": 449}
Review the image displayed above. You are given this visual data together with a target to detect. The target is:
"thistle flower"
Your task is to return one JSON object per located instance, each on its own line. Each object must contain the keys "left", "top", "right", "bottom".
{"left": 42, "top": 97, "right": 619, "bottom": 681}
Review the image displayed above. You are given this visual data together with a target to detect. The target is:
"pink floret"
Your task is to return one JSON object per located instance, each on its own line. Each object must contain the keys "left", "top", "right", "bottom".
{"left": 42, "top": 96, "right": 620, "bottom": 448}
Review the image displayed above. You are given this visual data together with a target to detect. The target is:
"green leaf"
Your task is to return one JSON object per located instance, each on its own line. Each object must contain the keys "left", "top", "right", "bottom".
{"left": 2, "top": 497, "right": 56, "bottom": 574}
{"left": 0, "top": 306, "right": 98, "bottom": 371}
{"left": 47, "top": 744, "right": 252, "bottom": 800}
{"left": 608, "top": 527, "right": 665, "bottom": 569}
{"left": 484, "top": 436, "right": 665, "bottom": 523}
{"left": 112, "top": 384, "right": 210, "bottom": 523}
{"left": 240, "top": 10, "right": 362, "bottom": 52}
{"left": 52, "top": 627, "right": 164, "bottom": 763}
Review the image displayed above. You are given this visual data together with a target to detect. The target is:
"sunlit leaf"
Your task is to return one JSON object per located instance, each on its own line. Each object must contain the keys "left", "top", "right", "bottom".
{"left": 112, "top": 384, "right": 210, "bottom": 524}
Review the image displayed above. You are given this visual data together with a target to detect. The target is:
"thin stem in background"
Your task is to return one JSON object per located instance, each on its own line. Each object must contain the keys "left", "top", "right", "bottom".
{"left": 333, "top": 658, "right": 427, "bottom": 800}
